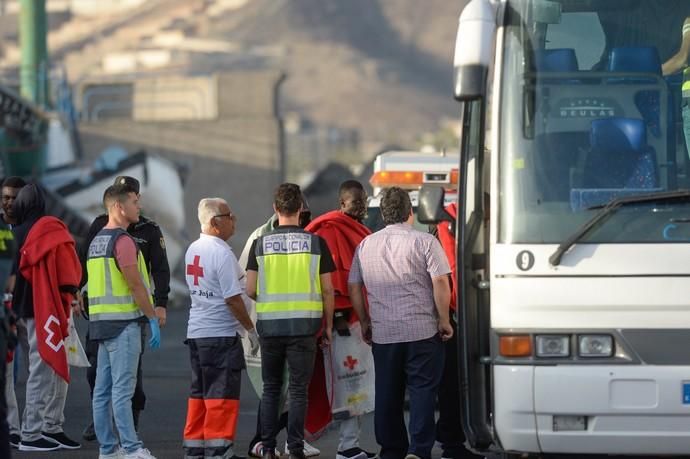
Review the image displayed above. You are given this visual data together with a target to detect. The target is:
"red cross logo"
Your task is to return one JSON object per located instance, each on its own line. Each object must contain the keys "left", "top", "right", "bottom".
{"left": 343, "top": 355, "right": 358, "bottom": 370}
{"left": 186, "top": 255, "right": 204, "bottom": 286}
{"left": 43, "top": 315, "right": 64, "bottom": 352}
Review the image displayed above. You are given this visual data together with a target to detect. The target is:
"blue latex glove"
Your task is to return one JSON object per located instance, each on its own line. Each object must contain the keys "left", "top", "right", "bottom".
{"left": 148, "top": 317, "right": 161, "bottom": 349}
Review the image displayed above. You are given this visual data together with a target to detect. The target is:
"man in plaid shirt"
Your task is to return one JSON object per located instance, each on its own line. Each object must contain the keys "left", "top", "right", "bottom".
{"left": 348, "top": 186, "right": 453, "bottom": 459}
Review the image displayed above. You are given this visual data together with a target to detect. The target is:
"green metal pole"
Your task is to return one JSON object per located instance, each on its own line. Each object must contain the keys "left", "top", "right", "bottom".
{"left": 19, "top": 0, "right": 48, "bottom": 107}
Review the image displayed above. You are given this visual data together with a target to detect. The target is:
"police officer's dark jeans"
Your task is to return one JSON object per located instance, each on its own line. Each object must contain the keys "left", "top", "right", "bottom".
{"left": 372, "top": 334, "right": 445, "bottom": 459}
{"left": 250, "top": 403, "right": 288, "bottom": 452}
{"left": 86, "top": 325, "right": 147, "bottom": 412}
{"left": 259, "top": 336, "right": 316, "bottom": 454}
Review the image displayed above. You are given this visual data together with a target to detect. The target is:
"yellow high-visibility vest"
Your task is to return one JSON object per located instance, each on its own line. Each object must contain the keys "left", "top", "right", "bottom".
{"left": 683, "top": 67, "right": 690, "bottom": 98}
{"left": 255, "top": 228, "right": 323, "bottom": 337}
{"left": 87, "top": 228, "right": 151, "bottom": 321}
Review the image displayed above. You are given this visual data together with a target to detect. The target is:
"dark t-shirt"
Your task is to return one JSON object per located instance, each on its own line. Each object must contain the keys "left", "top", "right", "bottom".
{"left": 12, "top": 216, "right": 41, "bottom": 318}
{"left": 246, "top": 225, "right": 335, "bottom": 274}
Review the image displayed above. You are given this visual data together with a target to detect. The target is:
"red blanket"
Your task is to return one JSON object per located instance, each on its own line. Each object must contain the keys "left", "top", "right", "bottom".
{"left": 437, "top": 203, "right": 458, "bottom": 311}
{"left": 305, "top": 211, "right": 371, "bottom": 435}
{"left": 305, "top": 211, "right": 371, "bottom": 309}
{"left": 19, "top": 216, "right": 81, "bottom": 382}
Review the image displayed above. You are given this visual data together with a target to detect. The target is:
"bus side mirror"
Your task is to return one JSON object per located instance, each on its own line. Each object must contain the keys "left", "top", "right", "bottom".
{"left": 453, "top": 0, "right": 496, "bottom": 100}
{"left": 418, "top": 186, "right": 453, "bottom": 224}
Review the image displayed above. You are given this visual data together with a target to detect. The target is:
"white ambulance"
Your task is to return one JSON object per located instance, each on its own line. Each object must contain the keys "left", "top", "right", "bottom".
{"left": 365, "top": 149, "right": 459, "bottom": 232}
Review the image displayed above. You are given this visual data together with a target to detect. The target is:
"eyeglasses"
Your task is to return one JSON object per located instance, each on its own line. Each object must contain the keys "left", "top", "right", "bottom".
{"left": 214, "top": 212, "right": 236, "bottom": 220}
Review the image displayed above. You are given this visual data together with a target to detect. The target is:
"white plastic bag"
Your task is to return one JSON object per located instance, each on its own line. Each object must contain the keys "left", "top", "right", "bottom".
{"left": 324, "top": 321, "right": 375, "bottom": 419}
{"left": 65, "top": 314, "right": 90, "bottom": 367}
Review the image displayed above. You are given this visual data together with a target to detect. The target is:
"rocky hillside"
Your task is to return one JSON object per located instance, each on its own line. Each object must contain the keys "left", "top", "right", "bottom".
{"left": 1, "top": 0, "right": 467, "bottom": 145}
{"left": 203, "top": 0, "right": 466, "bottom": 143}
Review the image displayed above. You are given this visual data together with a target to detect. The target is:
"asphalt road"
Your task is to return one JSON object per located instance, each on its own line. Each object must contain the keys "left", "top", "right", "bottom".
{"left": 9, "top": 309, "right": 662, "bottom": 459}
{"left": 10, "top": 307, "right": 381, "bottom": 459}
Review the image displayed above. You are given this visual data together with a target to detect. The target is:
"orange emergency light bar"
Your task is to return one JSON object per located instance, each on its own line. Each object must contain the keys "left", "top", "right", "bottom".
{"left": 450, "top": 169, "right": 459, "bottom": 185}
{"left": 370, "top": 171, "right": 424, "bottom": 188}
{"left": 370, "top": 169, "right": 460, "bottom": 189}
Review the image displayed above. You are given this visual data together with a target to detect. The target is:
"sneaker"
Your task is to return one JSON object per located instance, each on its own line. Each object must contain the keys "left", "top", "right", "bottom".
{"left": 9, "top": 433, "right": 20, "bottom": 449}
{"left": 285, "top": 441, "right": 320, "bottom": 457}
{"left": 42, "top": 431, "right": 81, "bottom": 449}
{"left": 261, "top": 448, "right": 278, "bottom": 459}
{"left": 124, "top": 447, "right": 157, "bottom": 459}
{"left": 303, "top": 441, "right": 320, "bottom": 457}
{"left": 404, "top": 455, "right": 421, "bottom": 459}
{"left": 337, "top": 448, "right": 377, "bottom": 459}
{"left": 82, "top": 421, "right": 97, "bottom": 441}
{"left": 251, "top": 442, "right": 282, "bottom": 458}
{"left": 99, "top": 448, "right": 126, "bottom": 459}
{"left": 18, "top": 438, "right": 61, "bottom": 452}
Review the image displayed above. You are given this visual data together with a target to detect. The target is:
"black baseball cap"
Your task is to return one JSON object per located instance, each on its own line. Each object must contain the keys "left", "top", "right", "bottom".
{"left": 113, "top": 176, "right": 140, "bottom": 194}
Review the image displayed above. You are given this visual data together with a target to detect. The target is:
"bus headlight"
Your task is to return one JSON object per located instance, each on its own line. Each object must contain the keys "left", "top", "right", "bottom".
{"left": 535, "top": 335, "right": 570, "bottom": 357}
{"left": 578, "top": 335, "right": 614, "bottom": 357}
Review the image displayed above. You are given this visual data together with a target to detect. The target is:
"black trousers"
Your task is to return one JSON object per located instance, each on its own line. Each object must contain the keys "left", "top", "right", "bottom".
{"left": 249, "top": 404, "right": 289, "bottom": 452}
{"left": 259, "top": 335, "right": 316, "bottom": 454}
{"left": 86, "top": 325, "right": 146, "bottom": 411}
{"left": 372, "top": 335, "right": 444, "bottom": 459}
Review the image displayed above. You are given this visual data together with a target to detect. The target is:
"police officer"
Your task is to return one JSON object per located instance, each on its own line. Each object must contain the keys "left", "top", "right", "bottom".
{"left": 87, "top": 184, "right": 160, "bottom": 459}
{"left": 80, "top": 176, "right": 170, "bottom": 440}
{"left": 0, "top": 220, "right": 15, "bottom": 457}
{"left": 663, "top": 16, "right": 690, "bottom": 155}
{"left": 245, "top": 183, "right": 335, "bottom": 459}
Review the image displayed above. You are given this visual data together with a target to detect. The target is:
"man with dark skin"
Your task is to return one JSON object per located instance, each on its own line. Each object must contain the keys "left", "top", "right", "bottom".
{"left": 1, "top": 177, "right": 27, "bottom": 227}
{"left": 0, "top": 218, "right": 15, "bottom": 456}
{"left": 305, "top": 180, "right": 376, "bottom": 459}
{"left": 1, "top": 176, "right": 26, "bottom": 449}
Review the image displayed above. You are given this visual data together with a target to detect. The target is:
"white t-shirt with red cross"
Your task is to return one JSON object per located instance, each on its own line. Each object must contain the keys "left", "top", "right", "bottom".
{"left": 185, "top": 233, "right": 245, "bottom": 339}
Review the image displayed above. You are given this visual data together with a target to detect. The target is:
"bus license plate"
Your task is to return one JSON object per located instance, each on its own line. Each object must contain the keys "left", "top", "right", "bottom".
{"left": 684, "top": 382, "right": 690, "bottom": 405}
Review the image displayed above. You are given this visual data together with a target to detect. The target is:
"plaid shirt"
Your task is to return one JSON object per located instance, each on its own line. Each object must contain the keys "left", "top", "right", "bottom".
{"left": 348, "top": 223, "right": 450, "bottom": 344}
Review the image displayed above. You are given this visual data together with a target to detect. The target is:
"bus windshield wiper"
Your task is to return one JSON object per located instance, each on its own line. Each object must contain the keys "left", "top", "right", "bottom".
{"left": 549, "top": 190, "right": 690, "bottom": 266}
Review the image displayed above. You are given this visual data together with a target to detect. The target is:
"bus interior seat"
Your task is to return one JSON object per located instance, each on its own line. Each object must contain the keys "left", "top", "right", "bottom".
{"left": 534, "top": 132, "right": 589, "bottom": 202}
{"left": 532, "top": 48, "right": 585, "bottom": 203}
{"left": 536, "top": 48, "right": 579, "bottom": 72}
{"left": 570, "top": 117, "right": 660, "bottom": 211}
{"left": 608, "top": 46, "right": 664, "bottom": 138}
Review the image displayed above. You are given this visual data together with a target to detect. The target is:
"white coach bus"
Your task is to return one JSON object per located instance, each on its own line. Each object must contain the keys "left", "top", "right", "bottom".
{"left": 420, "top": 0, "right": 690, "bottom": 457}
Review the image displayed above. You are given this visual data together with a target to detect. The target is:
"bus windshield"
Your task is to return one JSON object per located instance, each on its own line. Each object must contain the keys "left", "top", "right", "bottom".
{"left": 499, "top": 0, "right": 690, "bottom": 244}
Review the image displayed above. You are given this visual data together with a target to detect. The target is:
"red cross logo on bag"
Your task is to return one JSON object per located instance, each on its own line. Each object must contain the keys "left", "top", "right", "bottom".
{"left": 343, "top": 355, "right": 358, "bottom": 370}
